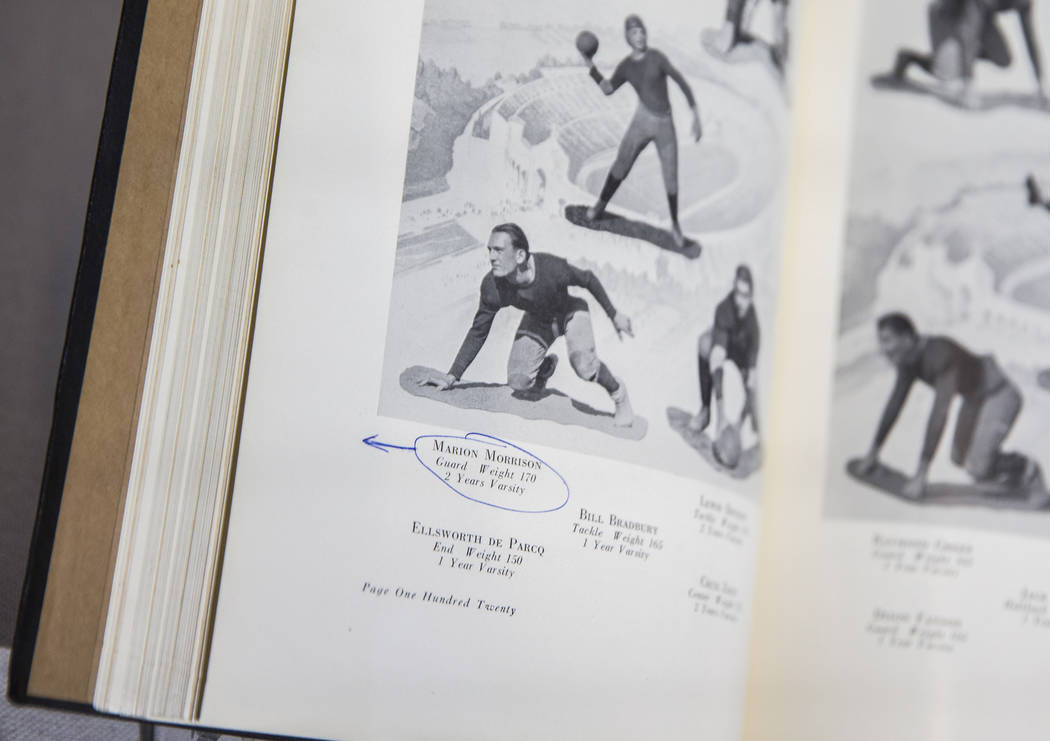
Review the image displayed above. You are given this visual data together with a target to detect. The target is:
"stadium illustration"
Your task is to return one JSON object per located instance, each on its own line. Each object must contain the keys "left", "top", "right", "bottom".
{"left": 379, "top": 17, "right": 789, "bottom": 486}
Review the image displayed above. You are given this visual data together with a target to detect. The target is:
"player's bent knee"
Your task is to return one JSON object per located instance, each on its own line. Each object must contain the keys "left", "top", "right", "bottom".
{"left": 507, "top": 373, "right": 535, "bottom": 392}
{"left": 569, "top": 350, "right": 599, "bottom": 381}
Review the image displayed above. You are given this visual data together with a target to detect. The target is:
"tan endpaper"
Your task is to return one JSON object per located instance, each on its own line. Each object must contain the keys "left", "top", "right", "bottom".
{"left": 27, "top": 0, "right": 204, "bottom": 704}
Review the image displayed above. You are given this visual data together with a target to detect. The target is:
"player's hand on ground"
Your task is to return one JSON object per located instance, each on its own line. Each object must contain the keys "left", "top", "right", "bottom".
{"left": 856, "top": 448, "right": 879, "bottom": 475}
{"left": 742, "top": 376, "right": 759, "bottom": 432}
{"left": 1027, "top": 174, "right": 1043, "bottom": 205}
{"left": 418, "top": 370, "right": 456, "bottom": 390}
{"left": 902, "top": 473, "right": 926, "bottom": 501}
{"left": 613, "top": 312, "right": 633, "bottom": 339}
{"left": 958, "top": 84, "right": 979, "bottom": 110}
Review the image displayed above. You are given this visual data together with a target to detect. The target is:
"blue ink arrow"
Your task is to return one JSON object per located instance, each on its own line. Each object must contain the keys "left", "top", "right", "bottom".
{"left": 361, "top": 432, "right": 569, "bottom": 513}
{"left": 362, "top": 434, "right": 416, "bottom": 453}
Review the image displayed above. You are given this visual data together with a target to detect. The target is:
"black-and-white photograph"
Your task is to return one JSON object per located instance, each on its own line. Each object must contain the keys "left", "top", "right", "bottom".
{"left": 825, "top": 0, "right": 1050, "bottom": 535}
{"left": 376, "top": 0, "right": 792, "bottom": 487}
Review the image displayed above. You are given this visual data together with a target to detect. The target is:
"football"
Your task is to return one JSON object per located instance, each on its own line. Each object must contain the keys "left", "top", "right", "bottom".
{"left": 575, "top": 30, "right": 599, "bottom": 59}
{"left": 713, "top": 423, "right": 742, "bottom": 469}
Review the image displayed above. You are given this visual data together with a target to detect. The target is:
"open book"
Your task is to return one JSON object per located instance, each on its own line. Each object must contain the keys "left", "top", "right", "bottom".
{"left": 12, "top": 0, "right": 1050, "bottom": 739}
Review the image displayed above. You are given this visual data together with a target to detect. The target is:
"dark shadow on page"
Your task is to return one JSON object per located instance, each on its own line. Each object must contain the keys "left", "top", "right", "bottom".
{"left": 845, "top": 458, "right": 1050, "bottom": 511}
{"left": 871, "top": 73, "right": 1050, "bottom": 114}
{"left": 564, "top": 205, "right": 702, "bottom": 259}
{"left": 399, "top": 365, "right": 647, "bottom": 440}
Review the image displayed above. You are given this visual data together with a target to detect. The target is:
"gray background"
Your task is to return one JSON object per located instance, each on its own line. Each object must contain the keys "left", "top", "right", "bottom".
{"left": 1, "top": 0, "right": 124, "bottom": 648}
{"left": 2, "top": 2, "right": 171, "bottom": 738}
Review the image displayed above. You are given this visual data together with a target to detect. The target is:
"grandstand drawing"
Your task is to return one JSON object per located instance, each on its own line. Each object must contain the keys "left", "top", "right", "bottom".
{"left": 837, "top": 181, "right": 1050, "bottom": 372}
{"left": 473, "top": 68, "right": 782, "bottom": 234}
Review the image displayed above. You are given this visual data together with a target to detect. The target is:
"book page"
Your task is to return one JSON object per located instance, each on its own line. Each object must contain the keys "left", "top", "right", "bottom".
{"left": 200, "top": 1, "right": 795, "bottom": 739}
{"left": 746, "top": 1, "right": 1050, "bottom": 739}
